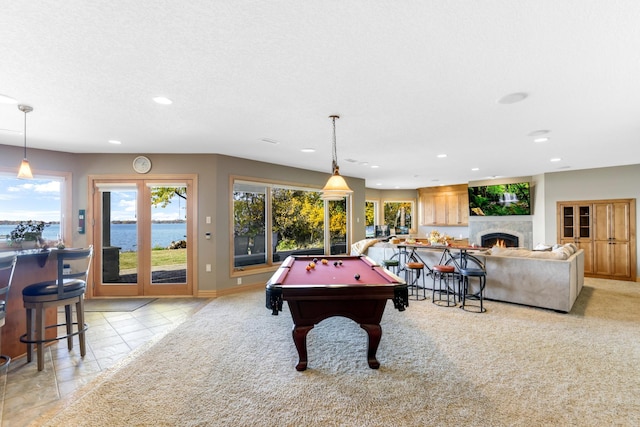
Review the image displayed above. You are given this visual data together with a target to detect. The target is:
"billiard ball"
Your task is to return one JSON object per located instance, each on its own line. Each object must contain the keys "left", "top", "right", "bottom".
{"left": 334, "top": 261, "right": 338, "bottom": 267}
{"left": 338, "top": 260, "right": 343, "bottom": 266}
{"left": 313, "top": 258, "right": 319, "bottom": 263}
{"left": 354, "top": 273, "right": 360, "bottom": 280}
{"left": 306, "top": 265, "right": 312, "bottom": 271}
{"left": 321, "top": 259, "right": 328, "bottom": 265}
{"left": 309, "top": 262, "right": 316, "bottom": 268}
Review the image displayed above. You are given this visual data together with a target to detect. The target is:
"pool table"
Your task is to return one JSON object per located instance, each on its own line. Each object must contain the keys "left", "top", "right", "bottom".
{"left": 266, "top": 254, "right": 408, "bottom": 371}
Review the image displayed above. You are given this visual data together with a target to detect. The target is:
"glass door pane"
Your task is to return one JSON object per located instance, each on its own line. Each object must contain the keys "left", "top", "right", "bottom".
{"left": 149, "top": 185, "right": 187, "bottom": 284}
{"left": 328, "top": 198, "right": 347, "bottom": 255}
{"left": 101, "top": 187, "right": 139, "bottom": 284}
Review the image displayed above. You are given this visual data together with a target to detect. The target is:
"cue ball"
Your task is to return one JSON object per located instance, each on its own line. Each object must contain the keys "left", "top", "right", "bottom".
{"left": 354, "top": 273, "right": 360, "bottom": 280}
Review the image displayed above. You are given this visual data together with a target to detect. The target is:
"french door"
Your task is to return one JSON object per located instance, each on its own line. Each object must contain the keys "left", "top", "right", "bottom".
{"left": 90, "top": 177, "right": 196, "bottom": 296}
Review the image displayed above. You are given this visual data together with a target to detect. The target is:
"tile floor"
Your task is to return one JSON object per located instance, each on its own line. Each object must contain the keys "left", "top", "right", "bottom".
{"left": 0, "top": 297, "right": 209, "bottom": 427}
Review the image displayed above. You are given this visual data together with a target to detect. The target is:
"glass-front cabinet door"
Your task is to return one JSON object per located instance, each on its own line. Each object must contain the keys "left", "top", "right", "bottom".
{"left": 558, "top": 203, "right": 593, "bottom": 274}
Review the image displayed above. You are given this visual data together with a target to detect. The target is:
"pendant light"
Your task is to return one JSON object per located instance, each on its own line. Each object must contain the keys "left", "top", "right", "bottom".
{"left": 321, "top": 115, "right": 353, "bottom": 200}
{"left": 17, "top": 104, "right": 34, "bottom": 179}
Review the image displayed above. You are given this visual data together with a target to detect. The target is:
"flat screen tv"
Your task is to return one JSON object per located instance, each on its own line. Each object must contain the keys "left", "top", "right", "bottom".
{"left": 468, "top": 182, "right": 531, "bottom": 216}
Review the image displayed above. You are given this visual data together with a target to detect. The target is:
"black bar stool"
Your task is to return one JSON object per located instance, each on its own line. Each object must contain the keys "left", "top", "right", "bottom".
{"left": 382, "top": 259, "right": 399, "bottom": 275}
{"left": 20, "top": 247, "right": 93, "bottom": 371}
{"left": 432, "top": 264, "right": 456, "bottom": 307}
{"left": 0, "top": 255, "right": 17, "bottom": 370}
{"left": 459, "top": 266, "right": 487, "bottom": 313}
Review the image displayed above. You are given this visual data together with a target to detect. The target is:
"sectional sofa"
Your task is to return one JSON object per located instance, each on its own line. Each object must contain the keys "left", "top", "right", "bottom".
{"left": 361, "top": 241, "right": 584, "bottom": 312}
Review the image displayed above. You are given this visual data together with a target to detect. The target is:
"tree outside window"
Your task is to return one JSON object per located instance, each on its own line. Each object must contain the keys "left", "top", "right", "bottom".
{"left": 383, "top": 201, "right": 413, "bottom": 233}
{"left": 232, "top": 180, "right": 348, "bottom": 269}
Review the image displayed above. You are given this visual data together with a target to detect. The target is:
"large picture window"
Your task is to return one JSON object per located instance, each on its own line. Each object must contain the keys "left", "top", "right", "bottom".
{"left": 0, "top": 171, "right": 70, "bottom": 245}
{"left": 233, "top": 179, "right": 348, "bottom": 270}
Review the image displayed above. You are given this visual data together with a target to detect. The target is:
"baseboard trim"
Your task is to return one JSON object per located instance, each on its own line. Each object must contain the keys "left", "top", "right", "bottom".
{"left": 197, "top": 282, "right": 264, "bottom": 298}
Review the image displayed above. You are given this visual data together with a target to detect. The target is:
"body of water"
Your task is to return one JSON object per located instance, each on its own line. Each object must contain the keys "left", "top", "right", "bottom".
{"left": 0, "top": 223, "right": 186, "bottom": 252}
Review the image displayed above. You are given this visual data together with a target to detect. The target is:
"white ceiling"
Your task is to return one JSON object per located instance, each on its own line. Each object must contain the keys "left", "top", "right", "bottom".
{"left": 2, "top": 1, "right": 640, "bottom": 189}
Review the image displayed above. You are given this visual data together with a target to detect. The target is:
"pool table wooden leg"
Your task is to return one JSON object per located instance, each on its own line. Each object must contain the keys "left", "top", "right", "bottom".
{"left": 360, "top": 323, "right": 382, "bottom": 369}
{"left": 292, "top": 325, "right": 314, "bottom": 371}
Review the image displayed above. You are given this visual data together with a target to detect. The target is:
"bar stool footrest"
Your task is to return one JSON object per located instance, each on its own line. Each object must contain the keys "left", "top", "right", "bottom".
{"left": 0, "top": 355, "right": 10, "bottom": 370}
{"left": 19, "top": 322, "right": 88, "bottom": 344}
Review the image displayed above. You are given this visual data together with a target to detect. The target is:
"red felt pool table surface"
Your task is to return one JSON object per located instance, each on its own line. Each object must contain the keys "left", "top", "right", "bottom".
{"left": 271, "top": 254, "right": 397, "bottom": 286}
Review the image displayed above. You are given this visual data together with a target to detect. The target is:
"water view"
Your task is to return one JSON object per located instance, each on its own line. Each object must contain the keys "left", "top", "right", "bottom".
{"left": 0, "top": 222, "right": 186, "bottom": 251}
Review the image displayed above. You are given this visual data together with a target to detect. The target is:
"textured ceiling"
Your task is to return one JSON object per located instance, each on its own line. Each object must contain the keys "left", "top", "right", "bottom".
{"left": 1, "top": 1, "right": 640, "bottom": 188}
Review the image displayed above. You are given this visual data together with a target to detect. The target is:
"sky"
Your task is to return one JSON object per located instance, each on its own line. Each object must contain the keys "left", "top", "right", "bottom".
{"left": 0, "top": 176, "right": 184, "bottom": 222}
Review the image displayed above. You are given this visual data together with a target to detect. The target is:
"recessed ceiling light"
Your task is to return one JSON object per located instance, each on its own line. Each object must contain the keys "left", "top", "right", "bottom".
{"left": 0, "top": 94, "right": 17, "bottom": 104}
{"left": 528, "top": 129, "right": 550, "bottom": 137}
{"left": 371, "top": 165, "right": 380, "bottom": 169}
{"left": 376, "top": 183, "right": 382, "bottom": 186}
{"left": 359, "top": 161, "right": 369, "bottom": 166}
{"left": 471, "top": 167, "right": 480, "bottom": 171}
{"left": 300, "top": 148, "right": 315, "bottom": 153}
{"left": 394, "top": 186, "right": 400, "bottom": 189}
{"left": 498, "top": 92, "right": 528, "bottom": 104}
{"left": 261, "top": 138, "right": 279, "bottom": 145}
{"left": 550, "top": 158, "right": 562, "bottom": 162}
{"left": 437, "top": 154, "right": 447, "bottom": 158}
{"left": 534, "top": 137, "right": 550, "bottom": 143}
{"left": 153, "top": 96, "right": 173, "bottom": 105}
{"left": 108, "top": 140, "right": 122, "bottom": 145}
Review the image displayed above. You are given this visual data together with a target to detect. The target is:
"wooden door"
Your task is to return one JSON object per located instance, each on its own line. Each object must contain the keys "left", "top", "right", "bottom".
{"left": 593, "top": 201, "right": 633, "bottom": 279}
{"left": 90, "top": 176, "right": 196, "bottom": 297}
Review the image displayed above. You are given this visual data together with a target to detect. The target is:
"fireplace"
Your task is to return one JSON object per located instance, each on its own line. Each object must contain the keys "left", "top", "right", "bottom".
{"left": 469, "top": 220, "right": 532, "bottom": 249}
{"left": 481, "top": 232, "right": 519, "bottom": 248}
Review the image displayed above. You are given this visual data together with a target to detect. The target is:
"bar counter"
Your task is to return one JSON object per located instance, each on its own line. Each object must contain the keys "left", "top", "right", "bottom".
{"left": 0, "top": 249, "right": 58, "bottom": 360}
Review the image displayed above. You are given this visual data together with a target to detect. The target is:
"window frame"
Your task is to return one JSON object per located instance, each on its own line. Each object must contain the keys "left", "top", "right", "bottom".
{"left": 0, "top": 167, "right": 72, "bottom": 245}
{"left": 230, "top": 176, "right": 350, "bottom": 276}
{"left": 382, "top": 199, "right": 416, "bottom": 235}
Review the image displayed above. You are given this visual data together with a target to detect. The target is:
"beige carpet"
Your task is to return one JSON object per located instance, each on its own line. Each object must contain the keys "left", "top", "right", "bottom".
{"left": 36, "top": 278, "right": 640, "bottom": 426}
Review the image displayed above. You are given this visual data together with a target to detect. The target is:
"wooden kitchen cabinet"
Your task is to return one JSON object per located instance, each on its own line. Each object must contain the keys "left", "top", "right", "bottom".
{"left": 419, "top": 185, "right": 469, "bottom": 226}
{"left": 557, "top": 199, "right": 636, "bottom": 281}
{"left": 593, "top": 201, "right": 633, "bottom": 279}
{"left": 558, "top": 203, "right": 594, "bottom": 274}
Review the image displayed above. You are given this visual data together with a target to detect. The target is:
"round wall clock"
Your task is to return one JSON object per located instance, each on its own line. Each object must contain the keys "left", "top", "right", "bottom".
{"left": 132, "top": 155, "right": 152, "bottom": 174}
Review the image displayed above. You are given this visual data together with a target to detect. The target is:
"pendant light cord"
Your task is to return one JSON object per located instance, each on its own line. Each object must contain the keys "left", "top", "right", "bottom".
{"left": 330, "top": 115, "right": 339, "bottom": 173}
{"left": 23, "top": 109, "right": 28, "bottom": 158}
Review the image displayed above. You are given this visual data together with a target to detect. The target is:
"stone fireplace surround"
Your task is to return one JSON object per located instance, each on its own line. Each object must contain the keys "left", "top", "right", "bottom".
{"left": 469, "top": 219, "right": 533, "bottom": 249}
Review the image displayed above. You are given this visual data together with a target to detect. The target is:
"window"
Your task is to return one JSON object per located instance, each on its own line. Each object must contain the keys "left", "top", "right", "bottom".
{"left": 383, "top": 201, "right": 414, "bottom": 234}
{"left": 0, "top": 171, "right": 70, "bottom": 244}
{"left": 365, "top": 201, "right": 377, "bottom": 238}
{"left": 232, "top": 179, "right": 348, "bottom": 270}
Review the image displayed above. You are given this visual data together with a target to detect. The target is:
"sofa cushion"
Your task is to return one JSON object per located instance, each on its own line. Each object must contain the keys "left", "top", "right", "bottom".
{"left": 489, "top": 246, "right": 569, "bottom": 260}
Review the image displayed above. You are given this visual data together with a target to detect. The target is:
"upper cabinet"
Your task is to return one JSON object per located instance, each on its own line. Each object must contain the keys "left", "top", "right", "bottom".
{"left": 418, "top": 184, "right": 469, "bottom": 226}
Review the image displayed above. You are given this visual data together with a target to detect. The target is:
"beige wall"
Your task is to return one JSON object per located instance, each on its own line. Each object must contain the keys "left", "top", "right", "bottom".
{"left": 0, "top": 144, "right": 366, "bottom": 294}
{"left": 543, "top": 164, "right": 640, "bottom": 276}
{"left": 2, "top": 144, "right": 639, "bottom": 284}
